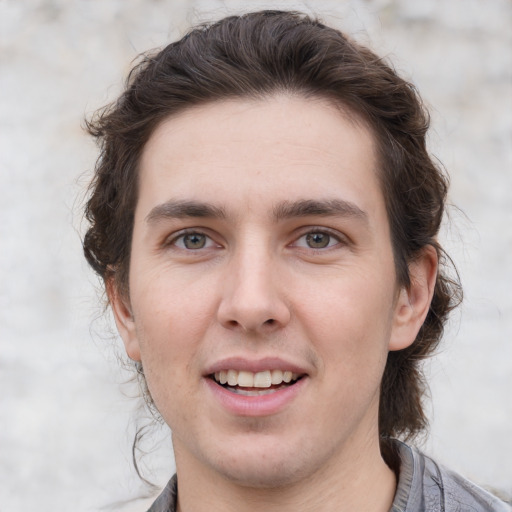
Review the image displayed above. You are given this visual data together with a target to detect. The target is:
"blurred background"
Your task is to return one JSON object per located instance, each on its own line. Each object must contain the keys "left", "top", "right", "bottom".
{"left": 1, "top": 0, "right": 511, "bottom": 510}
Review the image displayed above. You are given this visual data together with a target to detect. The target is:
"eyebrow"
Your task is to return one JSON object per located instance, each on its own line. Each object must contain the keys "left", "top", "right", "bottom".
{"left": 145, "top": 200, "right": 227, "bottom": 224}
{"left": 145, "top": 198, "right": 367, "bottom": 225}
{"left": 272, "top": 199, "right": 368, "bottom": 222}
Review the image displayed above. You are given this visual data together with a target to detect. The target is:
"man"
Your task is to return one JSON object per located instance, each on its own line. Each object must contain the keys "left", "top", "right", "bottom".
{"left": 83, "top": 10, "right": 510, "bottom": 512}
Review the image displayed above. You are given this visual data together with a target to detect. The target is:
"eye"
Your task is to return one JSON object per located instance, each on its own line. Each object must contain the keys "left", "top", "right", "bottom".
{"left": 305, "top": 232, "right": 332, "bottom": 249}
{"left": 172, "top": 231, "right": 217, "bottom": 250}
{"left": 293, "top": 230, "right": 342, "bottom": 250}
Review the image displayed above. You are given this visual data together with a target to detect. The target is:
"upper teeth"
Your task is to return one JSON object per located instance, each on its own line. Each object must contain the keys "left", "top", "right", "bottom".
{"left": 213, "top": 369, "right": 300, "bottom": 388}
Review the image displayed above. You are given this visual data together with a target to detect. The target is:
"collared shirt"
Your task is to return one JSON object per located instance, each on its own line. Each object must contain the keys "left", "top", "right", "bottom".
{"left": 147, "top": 441, "right": 511, "bottom": 511}
{"left": 390, "top": 441, "right": 510, "bottom": 511}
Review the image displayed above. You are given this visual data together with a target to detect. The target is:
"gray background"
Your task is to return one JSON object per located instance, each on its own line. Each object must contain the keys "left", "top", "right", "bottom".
{"left": 1, "top": 0, "right": 511, "bottom": 510}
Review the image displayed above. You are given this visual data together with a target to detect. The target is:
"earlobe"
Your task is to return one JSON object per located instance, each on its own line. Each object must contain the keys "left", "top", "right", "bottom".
{"left": 107, "top": 279, "right": 142, "bottom": 362}
{"left": 389, "top": 246, "right": 438, "bottom": 351}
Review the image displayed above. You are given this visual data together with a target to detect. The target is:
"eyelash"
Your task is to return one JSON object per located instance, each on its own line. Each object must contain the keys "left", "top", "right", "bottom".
{"left": 165, "top": 229, "right": 219, "bottom": 250}
{"left": 164, "top": 227, "right": 347, "bottom": 252}
{"left": 291, "top": 228, "right": 346, "bottom": 251}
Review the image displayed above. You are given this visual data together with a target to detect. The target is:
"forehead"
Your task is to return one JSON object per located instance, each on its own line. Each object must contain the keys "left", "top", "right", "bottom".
{"left": 137, "top": 95, "right": 383, "bottom": 223}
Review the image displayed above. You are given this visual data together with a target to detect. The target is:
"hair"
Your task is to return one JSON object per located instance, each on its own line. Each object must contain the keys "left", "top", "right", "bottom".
{"left": 83, "top": 10, "right": 462, "bottom": 452}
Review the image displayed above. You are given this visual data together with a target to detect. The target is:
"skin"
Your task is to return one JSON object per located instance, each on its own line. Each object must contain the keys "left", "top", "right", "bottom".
{"left": 111, "top": 95, "right": 437, "bottom": 512}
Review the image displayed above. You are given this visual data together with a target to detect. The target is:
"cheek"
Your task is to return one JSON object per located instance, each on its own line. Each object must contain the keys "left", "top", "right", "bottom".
{"left": 132, "top": 266, "right": 215, "bottom": 339}
{"left": 299, "top": 269, "right": 395, "bottom": 331}
{"left": 133, "top": 298, "right": 199, "bottom": 423}
{"left": 294, "top": 269, "right": 396, "bottom": 370}
{"left": 130, "top": 275, "right": 215, "bottom": 393}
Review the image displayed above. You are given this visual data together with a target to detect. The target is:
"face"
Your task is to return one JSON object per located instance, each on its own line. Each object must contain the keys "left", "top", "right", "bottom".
{"left": 112, "top": 95, "right": 431, "bottom": 488}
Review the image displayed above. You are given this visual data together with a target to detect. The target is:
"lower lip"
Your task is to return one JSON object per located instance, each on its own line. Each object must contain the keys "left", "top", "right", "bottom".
{"left": 204, "top": 377, "right": 307, "bottom": 417}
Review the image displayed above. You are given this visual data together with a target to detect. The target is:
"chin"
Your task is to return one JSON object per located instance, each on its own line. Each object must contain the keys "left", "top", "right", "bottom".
{"left": 204, "top": 437, "right": 318, "bottom": 489}
{"left": 214, "top": 458, "right": 310, "bottom": 489}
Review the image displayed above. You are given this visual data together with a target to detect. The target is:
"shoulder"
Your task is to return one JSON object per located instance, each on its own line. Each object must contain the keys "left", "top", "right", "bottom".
{"left": 392, "top": 440, "right": 511, "bottom": 512}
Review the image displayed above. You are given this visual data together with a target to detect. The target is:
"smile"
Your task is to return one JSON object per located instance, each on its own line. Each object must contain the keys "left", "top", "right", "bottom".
{"left": 205, "top": 365, "right": 308, "bottom": 415}
{"left": 211, "top": 369, "right": 303, "bottom": 396}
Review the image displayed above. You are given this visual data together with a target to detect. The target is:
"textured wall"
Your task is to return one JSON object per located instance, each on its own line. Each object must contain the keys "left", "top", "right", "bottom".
{"left": 1, "top": 0, "right": 511, "bottom": 510}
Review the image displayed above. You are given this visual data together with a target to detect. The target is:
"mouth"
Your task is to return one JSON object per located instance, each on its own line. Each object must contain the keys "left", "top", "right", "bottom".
{"left": 209, "top": 369, "right": 304, "bottom": 396}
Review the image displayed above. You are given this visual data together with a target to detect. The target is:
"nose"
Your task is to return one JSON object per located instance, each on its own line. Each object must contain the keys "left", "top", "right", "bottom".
{"left": 217, "top": 246, "right": 291, "bottom": 334}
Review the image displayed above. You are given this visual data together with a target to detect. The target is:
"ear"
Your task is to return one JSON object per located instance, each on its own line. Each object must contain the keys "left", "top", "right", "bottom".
{"left": 107, "top": 279, "right": 142, "bottom": 361}
{"left": 389, "top": 245, "right": 438, "bottom": 351}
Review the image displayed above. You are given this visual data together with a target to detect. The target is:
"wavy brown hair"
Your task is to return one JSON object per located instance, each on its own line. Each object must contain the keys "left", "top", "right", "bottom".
{"left": 84, "top": 10, "right": 462, "bottom": 448}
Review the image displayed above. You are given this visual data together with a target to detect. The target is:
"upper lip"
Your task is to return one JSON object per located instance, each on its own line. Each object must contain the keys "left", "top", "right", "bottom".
{"left": 204, "top": 356, "right": 309, "bottom": 376}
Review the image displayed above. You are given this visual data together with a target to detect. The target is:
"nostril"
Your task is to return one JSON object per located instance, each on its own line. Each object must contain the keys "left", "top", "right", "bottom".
{"left": 264, "top": 319, "right": 275, "bottom": 325}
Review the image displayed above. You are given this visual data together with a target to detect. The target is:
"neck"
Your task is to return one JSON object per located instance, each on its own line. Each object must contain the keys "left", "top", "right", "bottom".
{"left": 174, "top": 435, "right": 397, "bottom": 512}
